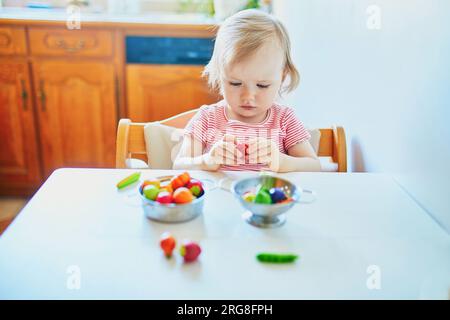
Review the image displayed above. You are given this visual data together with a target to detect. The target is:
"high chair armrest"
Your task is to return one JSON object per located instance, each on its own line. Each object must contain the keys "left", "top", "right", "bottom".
{"left": 116, "top": 119, "right": 131, "bottom": 169}
{"left": 332, "top": 126, "right": 347, "bottom": 172}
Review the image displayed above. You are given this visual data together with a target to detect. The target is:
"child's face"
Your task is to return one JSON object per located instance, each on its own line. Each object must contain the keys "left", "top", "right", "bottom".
{"left": 222, "top": 40, "right": 285, "bottom": 123}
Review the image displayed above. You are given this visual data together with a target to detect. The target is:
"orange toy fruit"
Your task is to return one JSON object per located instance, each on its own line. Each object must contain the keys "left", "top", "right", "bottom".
{"left": 142, "top": 179, "right": 160, "bottom": 189}
{"left": 170, "top": 172, "right": 191, "bottom": 190}
{"left": 159, "top": 180, "right": 173, "bottom": 193}
{"left": 160, "top": 232, "right": 176, "bottom": 258}
{"left": 173, "top": 187, "right": 194, "bottom": 204}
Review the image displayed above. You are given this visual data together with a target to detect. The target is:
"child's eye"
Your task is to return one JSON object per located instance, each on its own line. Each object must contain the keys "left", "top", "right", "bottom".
{"left": 257, "top": 84, "right": 271, "bottom": 89}
{"left": 229, "top": 82, "right": 242, "bottom": 87}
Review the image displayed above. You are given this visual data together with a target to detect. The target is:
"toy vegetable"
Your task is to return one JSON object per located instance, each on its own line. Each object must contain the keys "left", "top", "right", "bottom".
{"left": 160, "top": 232, "right": 176, "bottom": 258}
{"left": 255, "top": 189, "right": 272, "bottom": 204}
{"left": 243, "top": 191, "right": 256, "bottom": 202}
{"left": 116, "top": 172, "right": 141, "bottom": 189}
{"left": 170, "top": 172, "right": 191, "bottom": 190}
{"left": 269, "top": 187, "right": 287, "bottom": 203}
{"left": 256, "top": 253, "right": 298, "bottom": 263}
{"left": 180, "top": 240, "right": 201, "bottom": 263}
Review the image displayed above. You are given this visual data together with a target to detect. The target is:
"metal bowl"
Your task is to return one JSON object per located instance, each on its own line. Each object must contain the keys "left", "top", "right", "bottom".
{"left": 231, "top": 175, "right": 312, "bottom": 228}
{"left": 140, "top": 175, "right": 207, "bottom": 223}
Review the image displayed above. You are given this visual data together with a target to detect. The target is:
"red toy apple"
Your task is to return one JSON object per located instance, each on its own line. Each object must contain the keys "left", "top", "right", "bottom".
{"left": 186, "top": 179, "right": 204, "bottom": 197}
{"left": 236, "top": 143, "right": 249, "bottom": 156}
{"left": 156, "top": 191, "right": 173, "bottom": 204}
{"left": 179, "top": 240, "right": 201, "bottom": 263}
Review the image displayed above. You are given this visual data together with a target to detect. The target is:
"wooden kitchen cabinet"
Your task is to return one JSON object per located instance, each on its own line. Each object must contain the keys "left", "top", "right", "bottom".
{"left": 0, "top": 18, "right": 216, "bottom": 195}
{"left": 0, "top": 26, "right": 27, "bottom": 55}
{"left": 127, "top": 64, "right": 219, "bottom": 122}
{"left": 32, "top": 60, "right": 118, "bottom": 178}
{"left": 28, "top": 27, "right": 114, "bottom": 58}
{"left": 0, "top": 60, "right": 42, "bottom": 195}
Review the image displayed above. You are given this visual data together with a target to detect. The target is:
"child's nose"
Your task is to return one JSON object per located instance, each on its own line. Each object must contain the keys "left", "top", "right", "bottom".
{"left": 241, "top": 87, "right": 256, "bottom": 103}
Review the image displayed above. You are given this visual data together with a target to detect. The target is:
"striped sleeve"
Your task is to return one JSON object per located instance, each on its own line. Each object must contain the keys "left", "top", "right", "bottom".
{"left": 282, "top": 108, "right": 311, "bottom": 151}
{"left": 183, "top": 106, "right": 210, "bottom": 144}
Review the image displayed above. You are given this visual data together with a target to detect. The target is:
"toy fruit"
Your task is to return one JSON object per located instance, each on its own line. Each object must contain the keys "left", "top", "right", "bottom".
{"left": 255, "top": 189, "right": 272, "bottom": 204}
{"left": 160, "top": 232, "right": 176, "bottom": 258}
{"left": 269, "top": 187, "right": 287, "bottom": 203}
{"left": 116, "top": 172, "right": 141, "bottom": 189}
{"left": 142, "top": 179, "right": 160, "bottom": 189}
{"left": 159, "top": 180, "right": 173, "bottom": 193}
{"left": 173, "top": 187, "right": 194, "bottom": 204}
{"left": 170, "top": 172, "right": 191, "bottom": 190}
{"left": 143, "top": 184, "right": 160, "bottom": 201}
{"left": 243, "top": 191, "right": 256, "bottom": 202}
{"left": 179, "top": 240, "right": 201, "bottom": 263}
{"left": 278, "top": 198, "right": 294, "bottom": 204}
{"left": 156, "top": 191, "right": 173, "bottom": 204}
{"left": 236, "top": 143, "right": 249, "bottom": 156}
{"left": 186, "top": 179, "right": 204, "bottom": 197}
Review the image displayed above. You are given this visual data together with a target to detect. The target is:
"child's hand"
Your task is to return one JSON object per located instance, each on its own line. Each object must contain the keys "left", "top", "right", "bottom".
{"left": 248, "top": 137, "right": 281, "bottom": 172}
{"left": 206, "top": 134, "right": 244, "bottom": 166}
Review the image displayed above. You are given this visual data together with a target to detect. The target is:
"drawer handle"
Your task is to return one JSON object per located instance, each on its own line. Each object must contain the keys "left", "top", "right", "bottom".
{"left": 20, "top": 79, "right": 28, "bottom": 111}
{"left": 37, "top": 79, "right": 46, "bottom": 112}
{"left": 55, "top": 39, "right": 86, "bottom": 53}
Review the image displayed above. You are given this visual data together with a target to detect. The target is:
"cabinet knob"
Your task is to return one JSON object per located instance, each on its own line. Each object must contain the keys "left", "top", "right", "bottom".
{"left": 37, "top": 79, "right": 46, "bottom": 112}
{"left": 20, "top": 79, "right": 28, "bottom": 111}
{"left": 55, "top": 39, "right": 86, "bottom": 53}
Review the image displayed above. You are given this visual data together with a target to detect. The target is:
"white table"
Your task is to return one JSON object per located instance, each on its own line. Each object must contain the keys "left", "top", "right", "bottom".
{"left": 0, "top": 168, "right": 449, "bottom": 299}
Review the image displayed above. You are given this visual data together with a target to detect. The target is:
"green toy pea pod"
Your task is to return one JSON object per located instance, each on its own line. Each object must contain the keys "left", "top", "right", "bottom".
{"left": 116, "top": 172, "right": 141, "bottom": 189}
{"left": 256, "top": 252, "right": 299, "bottom": 263}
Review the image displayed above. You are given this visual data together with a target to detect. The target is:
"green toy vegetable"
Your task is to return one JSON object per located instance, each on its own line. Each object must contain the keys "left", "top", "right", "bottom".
{"left": 255, "top": 189, "right": 272, "bottom": 204}
{"left": 256, "top": 253, "right": 299, "bottom": 263}
{"left": 116, "top": 172, "right": 141, "bottom": 189}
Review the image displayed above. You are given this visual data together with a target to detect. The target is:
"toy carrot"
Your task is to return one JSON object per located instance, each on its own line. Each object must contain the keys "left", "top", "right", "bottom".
{"left": 256, "top": 253, "right": 299, "bottom": 263}
{"left": 170, "top": 172, "right": 191, "bottom": 190}
{"left": 116, "top": 172, "right": 141, "bottom": 189}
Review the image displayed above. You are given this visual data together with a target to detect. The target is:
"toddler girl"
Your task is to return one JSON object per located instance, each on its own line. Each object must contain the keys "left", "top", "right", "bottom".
{"left": 173, "top": 9, "right": 321, "bottom": 172}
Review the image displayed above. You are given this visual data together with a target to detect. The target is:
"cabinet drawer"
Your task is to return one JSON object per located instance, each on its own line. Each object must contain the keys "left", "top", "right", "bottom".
{"left": 0, "top": 27, "right": 27, "bottom": 55}
{"left": 29, "top": 28, "right": 113, "bottom": 57}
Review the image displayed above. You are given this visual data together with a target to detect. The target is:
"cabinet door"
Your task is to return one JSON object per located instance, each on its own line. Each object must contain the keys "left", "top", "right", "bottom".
{"left": 127, "top": 64, "right": 219, "bottom": 122}
{"left": 0, "top": 60, "right": 41, "bottom": 194}
{"left": 33, "top": 60, "right": 117, "bottom": 178}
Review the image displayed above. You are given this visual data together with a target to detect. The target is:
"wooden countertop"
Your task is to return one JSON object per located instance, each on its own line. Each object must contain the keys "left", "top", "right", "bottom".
{"left": 0, "top": 7, "right": 218, "bottom": 29}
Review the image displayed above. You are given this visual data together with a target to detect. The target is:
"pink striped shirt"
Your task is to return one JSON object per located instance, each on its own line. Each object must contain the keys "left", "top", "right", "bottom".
{"left": 184, "top": 100, "right": 311, "bottom": 171}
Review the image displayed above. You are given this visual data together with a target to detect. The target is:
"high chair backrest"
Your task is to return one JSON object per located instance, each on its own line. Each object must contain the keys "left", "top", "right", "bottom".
{"left": 116, "top": 109, "right": 347, "bottom": 172}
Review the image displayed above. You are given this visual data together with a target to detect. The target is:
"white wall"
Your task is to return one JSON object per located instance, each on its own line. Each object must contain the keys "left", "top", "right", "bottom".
{"left": 273, "top": 0, "right": 450, "bottom": 232}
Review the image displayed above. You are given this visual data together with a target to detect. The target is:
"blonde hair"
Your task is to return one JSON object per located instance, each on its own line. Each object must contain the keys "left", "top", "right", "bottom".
{"left": 203, "top": 9, "right": 299, "bottom": 95}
